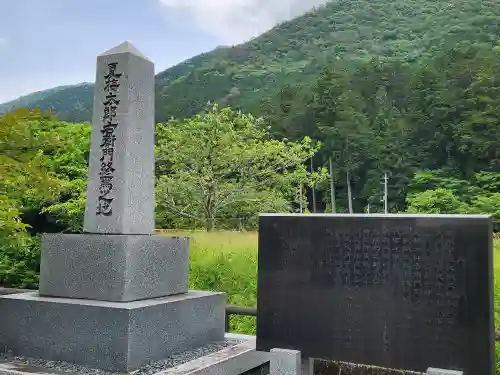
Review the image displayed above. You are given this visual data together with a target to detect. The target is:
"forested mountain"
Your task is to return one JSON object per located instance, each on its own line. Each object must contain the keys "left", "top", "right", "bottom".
{"left": 3, "top": 0, "right": 500, "bottom": 123}
{"left": 0, "top": 84, "right": 85, "bottom": 114}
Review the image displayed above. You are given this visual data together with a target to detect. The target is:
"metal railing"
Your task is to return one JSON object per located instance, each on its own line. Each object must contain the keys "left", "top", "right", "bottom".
{"left": 225, "top": 305, "right": 257, "bottom": 332}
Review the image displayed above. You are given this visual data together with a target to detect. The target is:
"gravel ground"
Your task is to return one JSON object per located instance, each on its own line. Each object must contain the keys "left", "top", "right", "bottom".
{"left": 0, "top": 339, "right": 243, "bottom": 375}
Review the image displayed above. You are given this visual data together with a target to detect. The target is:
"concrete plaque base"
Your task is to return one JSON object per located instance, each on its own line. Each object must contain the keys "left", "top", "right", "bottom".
{"left": 0, "top": 291, "right": 225, "bottom": 372}
{"left": 39, "top": 233, "right": 189, "bottom": 302}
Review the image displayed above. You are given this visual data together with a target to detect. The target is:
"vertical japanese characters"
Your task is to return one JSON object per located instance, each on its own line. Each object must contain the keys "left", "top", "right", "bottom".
{"left": 97, "top": 62, "right": 122, "bottom": 216}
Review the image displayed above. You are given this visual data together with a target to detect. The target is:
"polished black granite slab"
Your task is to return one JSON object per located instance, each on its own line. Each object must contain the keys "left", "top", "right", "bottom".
{"left": 256, "top": 214, "right": 494, "bottom": 375}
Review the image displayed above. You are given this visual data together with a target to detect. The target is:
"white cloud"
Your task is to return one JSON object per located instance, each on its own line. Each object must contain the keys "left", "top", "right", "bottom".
{"left": 158, "top": 0, "right": 329, "bottom": 45}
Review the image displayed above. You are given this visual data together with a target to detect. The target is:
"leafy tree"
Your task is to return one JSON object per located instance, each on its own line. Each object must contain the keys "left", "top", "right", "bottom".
{"left": 155, "top": 105, "right": 324, "bottom": 231}
{"left": 0, "top": 108, "right": 60, "bottom": 286}
{"left": 475, "top": 172, "right": 500, "bottom": 194}
{"left": 469, "top": 193, "right": 500, "bottom": 231}
{"left": 314, "top": 69, "right": 355, "bottom": 212}
{"left": 39, "top": 122, "right": 90, "bottom": 233}
{"left": 406, "top": 188, "right": 469, "bottom": 214}
{"left": 407, "top": 170, "right": 475, "bottom": 202}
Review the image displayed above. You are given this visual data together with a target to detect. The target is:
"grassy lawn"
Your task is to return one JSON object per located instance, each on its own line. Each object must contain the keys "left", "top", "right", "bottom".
{"left": 185, "top": 231, "right": 259, "bottom": 334}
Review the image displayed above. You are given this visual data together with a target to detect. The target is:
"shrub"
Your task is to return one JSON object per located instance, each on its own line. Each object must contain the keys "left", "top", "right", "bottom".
{"left": 0, "top": 234, "right": 41, "bottom": 288}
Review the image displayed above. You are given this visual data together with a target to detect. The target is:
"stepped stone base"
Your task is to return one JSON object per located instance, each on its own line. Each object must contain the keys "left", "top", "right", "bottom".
{"left": 39, "top": 233, "right": 189, "bottom": 302}
{"left": 0, "top": 291, "right": 225, "bottom": 372}
{"left": 0, "top": 334, "right": 271, "bottom": 375}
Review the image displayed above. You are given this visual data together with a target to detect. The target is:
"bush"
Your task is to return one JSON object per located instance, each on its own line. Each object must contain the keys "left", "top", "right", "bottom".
{"left": 406, "top": 188, "right": 469, "bottom": 214}
{"left": 0, "top": 234, "right": 41, "bottom": 288}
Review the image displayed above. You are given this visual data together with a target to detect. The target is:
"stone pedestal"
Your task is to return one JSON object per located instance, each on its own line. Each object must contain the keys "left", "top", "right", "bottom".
{"left": 0, "top": 231, "right": 226, "bottom": 372}
{"left": 39, "top": 234, "right": 189, "bottom": 302}
{"left": 0, "top": 291, "right": 225, "bottom": 372}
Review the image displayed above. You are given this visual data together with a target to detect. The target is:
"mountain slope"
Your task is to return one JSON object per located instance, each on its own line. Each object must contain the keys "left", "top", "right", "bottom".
{"left": 0, "top": 83, "right": 94, "bottom": 122}
{"left": 3, "top": 0, "right": 500, "bottom": 122}
{"left": 0, "top": 84, "right": 85, "bottom": 114}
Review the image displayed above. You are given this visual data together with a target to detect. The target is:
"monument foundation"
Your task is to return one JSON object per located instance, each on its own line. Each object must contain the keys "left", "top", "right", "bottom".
{"left": 39, "top": 233, "right": 189, "bottom": 301}
{"left": 0, "top": 291, "right": 225, "bottom": 372}
{"left": 0, "top": 41, "right": 226, "bottom": 373}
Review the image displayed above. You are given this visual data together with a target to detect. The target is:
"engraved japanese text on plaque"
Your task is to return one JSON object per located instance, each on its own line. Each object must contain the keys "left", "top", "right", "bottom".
{"left": 256, "top": 214, "right": 494, "bottom": 375}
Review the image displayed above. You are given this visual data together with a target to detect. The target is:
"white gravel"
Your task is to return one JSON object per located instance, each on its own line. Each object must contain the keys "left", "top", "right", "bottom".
{"left": 0, "top": 339, "right": 242, "bottom": 375}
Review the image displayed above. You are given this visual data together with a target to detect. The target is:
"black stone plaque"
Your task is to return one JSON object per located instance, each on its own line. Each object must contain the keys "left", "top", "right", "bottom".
{"left": 256, "top": 214, "right": 494, "bottom": 375}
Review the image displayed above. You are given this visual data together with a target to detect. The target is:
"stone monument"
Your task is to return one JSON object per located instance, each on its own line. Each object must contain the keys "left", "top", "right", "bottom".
{"left": 0, "top": 42, "right": 225, "bottom": 372}
{"left": 257, "top": 214, "right": 494, "bottom": 375}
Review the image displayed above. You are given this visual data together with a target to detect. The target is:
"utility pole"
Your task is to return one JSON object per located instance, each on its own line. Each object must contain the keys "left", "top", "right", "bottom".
{"left": 329, "top": 157, "right": 336, "bottom": 213}
{"left": 347, "top": 170, "right": 353, "bottom": 214}
{"left": 299, "top": 183, "right": 304, "bottom": 214}
{"left": 380, "top": 172, "right": 388, "bottom": 214}
{"left": 310, "top": 158, "right": 316, "bottom": 213}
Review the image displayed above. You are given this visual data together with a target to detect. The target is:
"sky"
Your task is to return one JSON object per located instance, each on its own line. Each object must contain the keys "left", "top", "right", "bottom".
{"left": 0, "top": 0, "right": 329, "bottom": 104}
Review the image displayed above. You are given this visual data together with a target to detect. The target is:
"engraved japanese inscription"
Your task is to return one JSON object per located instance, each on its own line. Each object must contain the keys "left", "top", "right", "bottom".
{"left": 96, "top": 62, "right": 122, "bottom": 216}
{"left": 83, "top": 42, "right": 155, "bottom": 234}
{"left": 256, "top": 214, "right": 494, "bottom": 375}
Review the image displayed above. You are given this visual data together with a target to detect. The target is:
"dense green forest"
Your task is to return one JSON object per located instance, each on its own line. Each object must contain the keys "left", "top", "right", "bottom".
{"left": 0, "top": 83, "right": 93, "bottom": 121}
{"left": 1, "top": 0, "right": 500, "bottom": 286}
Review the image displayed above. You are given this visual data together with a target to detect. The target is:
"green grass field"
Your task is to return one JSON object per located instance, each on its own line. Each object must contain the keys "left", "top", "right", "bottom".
{"left": 186, "top": 231, "right": 259, "bottom": 334}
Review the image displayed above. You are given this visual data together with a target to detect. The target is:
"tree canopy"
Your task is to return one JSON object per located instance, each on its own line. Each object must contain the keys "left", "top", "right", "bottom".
{"left": 156, "top": 105, "right": 324, "bottom": 231}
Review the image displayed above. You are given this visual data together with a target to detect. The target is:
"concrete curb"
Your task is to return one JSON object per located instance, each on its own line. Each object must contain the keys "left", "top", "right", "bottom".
{"left": 0, "top": 288, "right": 28, "bottom": 295}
